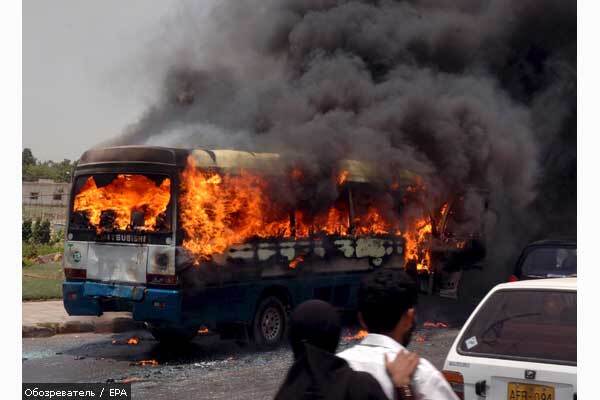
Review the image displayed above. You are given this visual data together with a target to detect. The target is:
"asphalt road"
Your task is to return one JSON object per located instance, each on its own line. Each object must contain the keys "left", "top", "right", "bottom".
{"left": 23, "top": 326, "right": 461, "bottom": 400}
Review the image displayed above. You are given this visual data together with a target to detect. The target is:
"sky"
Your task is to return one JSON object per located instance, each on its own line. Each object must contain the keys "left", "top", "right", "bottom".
{"left": 23, "top": 0, "right": 180, "bottom": 161}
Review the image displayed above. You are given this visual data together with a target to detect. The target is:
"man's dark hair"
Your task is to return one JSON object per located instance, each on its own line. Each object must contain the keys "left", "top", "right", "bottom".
{"left": 289, "top": 299, "right": 341, "bottom": 358}
{"left": 357, "top": 268, "right": 418, "bottom": 333}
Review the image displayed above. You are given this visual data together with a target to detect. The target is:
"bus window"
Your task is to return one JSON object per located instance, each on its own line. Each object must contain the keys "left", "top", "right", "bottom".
{"left": 293, "top": 187, "right": 351, "bottom": 237}
{"left": 69, "top": 173, "right": 173, "bottom": 241}
{"left": 350, "top": 184, "right": 398, "bottom": 235}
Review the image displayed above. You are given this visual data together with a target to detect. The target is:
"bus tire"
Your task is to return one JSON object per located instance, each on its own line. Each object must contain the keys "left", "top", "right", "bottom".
{"left": 252, "top": 296, "right": 287, "bottom": 348}
{"left": 147, "top": 324, "right": 197, "bottom": 345}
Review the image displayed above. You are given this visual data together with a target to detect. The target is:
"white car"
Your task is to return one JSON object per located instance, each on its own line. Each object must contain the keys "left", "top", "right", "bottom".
{"left": 443, "top": 278, "right": 576, "bottom": 399}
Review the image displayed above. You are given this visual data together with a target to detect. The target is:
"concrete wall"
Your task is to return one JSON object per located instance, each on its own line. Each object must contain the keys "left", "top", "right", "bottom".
{"left": 22, "top": 179, "right": 69, "bottom": 206}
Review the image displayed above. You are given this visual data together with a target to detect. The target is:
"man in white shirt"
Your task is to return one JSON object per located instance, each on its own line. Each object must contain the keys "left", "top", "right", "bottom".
{"left": 338, "top": 269, "right": 458, "bottom": 400}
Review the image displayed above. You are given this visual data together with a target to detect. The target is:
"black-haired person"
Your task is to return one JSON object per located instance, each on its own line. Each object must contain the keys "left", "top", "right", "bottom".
{"left": 274, "top": 299, "right": 419, "bottom": 400}
{"left": 337, "top": 269, "right": 458, "bottom": 400}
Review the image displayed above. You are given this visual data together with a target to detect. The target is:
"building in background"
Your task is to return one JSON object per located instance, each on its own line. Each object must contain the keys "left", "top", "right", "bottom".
{"left": 22, "top": 179, "right": 69, "bottom": 230}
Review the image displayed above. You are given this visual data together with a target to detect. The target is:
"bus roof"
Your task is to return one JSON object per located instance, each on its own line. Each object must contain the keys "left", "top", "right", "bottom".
{"left": 190, "top": 149, "right": 280, "bottom": 171}
{"left": 78, "top": 146, "right": 420, "bottom": 184}
{"left": 78, "top": 146, "right": 187, "bottom": 166}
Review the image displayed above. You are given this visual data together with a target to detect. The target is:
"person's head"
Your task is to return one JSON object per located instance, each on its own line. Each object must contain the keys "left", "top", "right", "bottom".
{"left": 289, "top": 299, "right": 342, "bottom": 359}
{"left": 357, "top": 268, "right": 418, "bottom": 346}
{"left": 542, "top": 293, "right": 565, "bottom": 319}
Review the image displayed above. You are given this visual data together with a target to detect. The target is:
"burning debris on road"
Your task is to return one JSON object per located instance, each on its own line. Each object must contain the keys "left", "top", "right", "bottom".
{"left": 132, "top": 359, "right": 159, "bottom": 367}
{"left": 198, "top": 327, "right": 210, "bottom": 335}
{"left": 127, "top": 337, "right": 140, "bottom": 345}
{"left": 423, "top": 321, "right": 449, "bottom": 329}
{"left": 112, "top": 336, "right": 141, "bottom": 346}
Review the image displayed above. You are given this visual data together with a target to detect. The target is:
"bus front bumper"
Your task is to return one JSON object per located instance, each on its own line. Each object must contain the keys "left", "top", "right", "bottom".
{"left": 62, "top": 281, "right": 182, "bottom": 323}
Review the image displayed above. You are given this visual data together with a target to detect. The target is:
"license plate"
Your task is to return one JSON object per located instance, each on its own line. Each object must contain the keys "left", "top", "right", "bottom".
{"left": 507, "top": 382, "right": 555, "bottom": 400}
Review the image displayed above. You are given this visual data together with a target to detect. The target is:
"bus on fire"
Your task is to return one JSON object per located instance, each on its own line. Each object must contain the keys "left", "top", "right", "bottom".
{"left": 62, "top": 146, "right": 486, "bottom": 345}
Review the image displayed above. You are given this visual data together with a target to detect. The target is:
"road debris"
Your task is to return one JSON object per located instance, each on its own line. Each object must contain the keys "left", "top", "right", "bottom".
{"left": 132, "top": 359, "right": 159, "bottom": 367}
{"left": 112, "top": 336, "right": 141, "bottom": 345}
{"left": 414, "top": 334, "right": 426, "bottom": 343}
{"left": 127, "top": 337, "right": 140, "bottom": 345}
{"left": 197, "top": 327, "right": 209, "bottom": 335}
{"left": 423, "top": 321, "right": 449, "bottom": 329}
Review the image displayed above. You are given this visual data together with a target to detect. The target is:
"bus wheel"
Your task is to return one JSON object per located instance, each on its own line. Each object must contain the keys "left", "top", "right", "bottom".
{"left": 252, "top": 296, "right": 287, "bottom": 348}
{"left": 147, "top": 324, "right": 197, "bottom": 345}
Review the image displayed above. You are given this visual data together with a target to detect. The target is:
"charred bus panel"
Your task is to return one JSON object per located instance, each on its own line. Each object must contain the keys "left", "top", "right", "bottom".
{"left": 430, "top": 190, "right": 491, "bottom": 300}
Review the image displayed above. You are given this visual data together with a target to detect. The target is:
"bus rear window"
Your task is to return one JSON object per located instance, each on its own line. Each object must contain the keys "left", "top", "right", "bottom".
{"left": 458, "top": 289, "right": 576, "bottom": 365}
{"left": 70, "top": 174, "right": 172, "bottom": 234}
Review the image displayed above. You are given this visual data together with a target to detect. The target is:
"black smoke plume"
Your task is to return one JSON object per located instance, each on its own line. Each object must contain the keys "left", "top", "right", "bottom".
{"left": 110, "top": 0, "right": 576, "bottom": 279}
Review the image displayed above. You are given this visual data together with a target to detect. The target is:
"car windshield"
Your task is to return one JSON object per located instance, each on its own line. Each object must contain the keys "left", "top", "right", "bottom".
{"left": 521, "top": 247, "right": 577, "bottom": 277}
{"left": 458, "top": 289, "right": 576, "bottom": 365}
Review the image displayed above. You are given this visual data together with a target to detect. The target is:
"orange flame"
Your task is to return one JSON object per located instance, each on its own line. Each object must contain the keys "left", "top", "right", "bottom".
{"left": 440, "top": 203, "right": 449, "bottom": 217}
{"left": 354, "top": 207, "right": 391, "bottom": 235}
{"left": 401, "top": 202, "right": 448, "bottom": 272}
{"left": 294, "top": 208, "right": 350, "bottom": 237}
{"left": 135, "top": 359, "right": 159, "bottom": 366}
{"left": 402, "top": 217, "right": 433, "bottom": 271}
{"left": 179, "top": 159, "right": 292, "bottom": 260}
{"left": 337, "top": 170, "right": 349, "bottom": 185}
{"left": 179, "top": 156, "right": 444, "bottom": 269}
{"left": 291, "top": 167, "right": 304, "bottom": 181}
{"left": 127, "top": 337, "right": 140, "bottom": 345}
{"left": 289, "top": 255, "right": 304, "bottom": 269}
{"left": 344, "top": 329, "right": 368, "bottom": 341}
{"left": 179, "top": 157, "right": 360, "bottom": 261}
{"left": 73, "top": 174, "right": 170, "bottom": 232}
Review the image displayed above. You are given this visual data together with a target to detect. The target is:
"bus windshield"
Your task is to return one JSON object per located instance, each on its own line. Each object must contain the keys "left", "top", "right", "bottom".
{"left": 69, "top": 173, "right": 172, "bottom": 241}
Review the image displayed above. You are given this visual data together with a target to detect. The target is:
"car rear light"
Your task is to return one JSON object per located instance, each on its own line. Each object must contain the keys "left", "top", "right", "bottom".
{"left": 442, "top": 370, "right": 464, "bottom": 400}
{"left": 146, "top": 274, "right": 177, "bottom": 285}
{"left": 508, "top": 274, "right": 519, "bottom": 282}
{"left": 64, "top": 268, "right": 87, "bottom": 279}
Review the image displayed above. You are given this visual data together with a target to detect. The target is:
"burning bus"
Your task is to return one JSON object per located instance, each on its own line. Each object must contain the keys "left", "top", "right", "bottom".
{"left": 62, "top": 146, "right": 486, "bottom": 345}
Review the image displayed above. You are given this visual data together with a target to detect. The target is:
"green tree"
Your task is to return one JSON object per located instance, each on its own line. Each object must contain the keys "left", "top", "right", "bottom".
{"left": 22, "top": 156, "right": 75, "bottom": 182}
{"left": 22, "top": 148, "right": 36, "bottom": 168}
{"left": 22, "top": 219, "right": 32, "bottom": 242}
{"left": 32, "top": 219, "right": 51, "bottom": 244}
{"left": 51, "top": 228, "right": 64, "bottom": 244}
